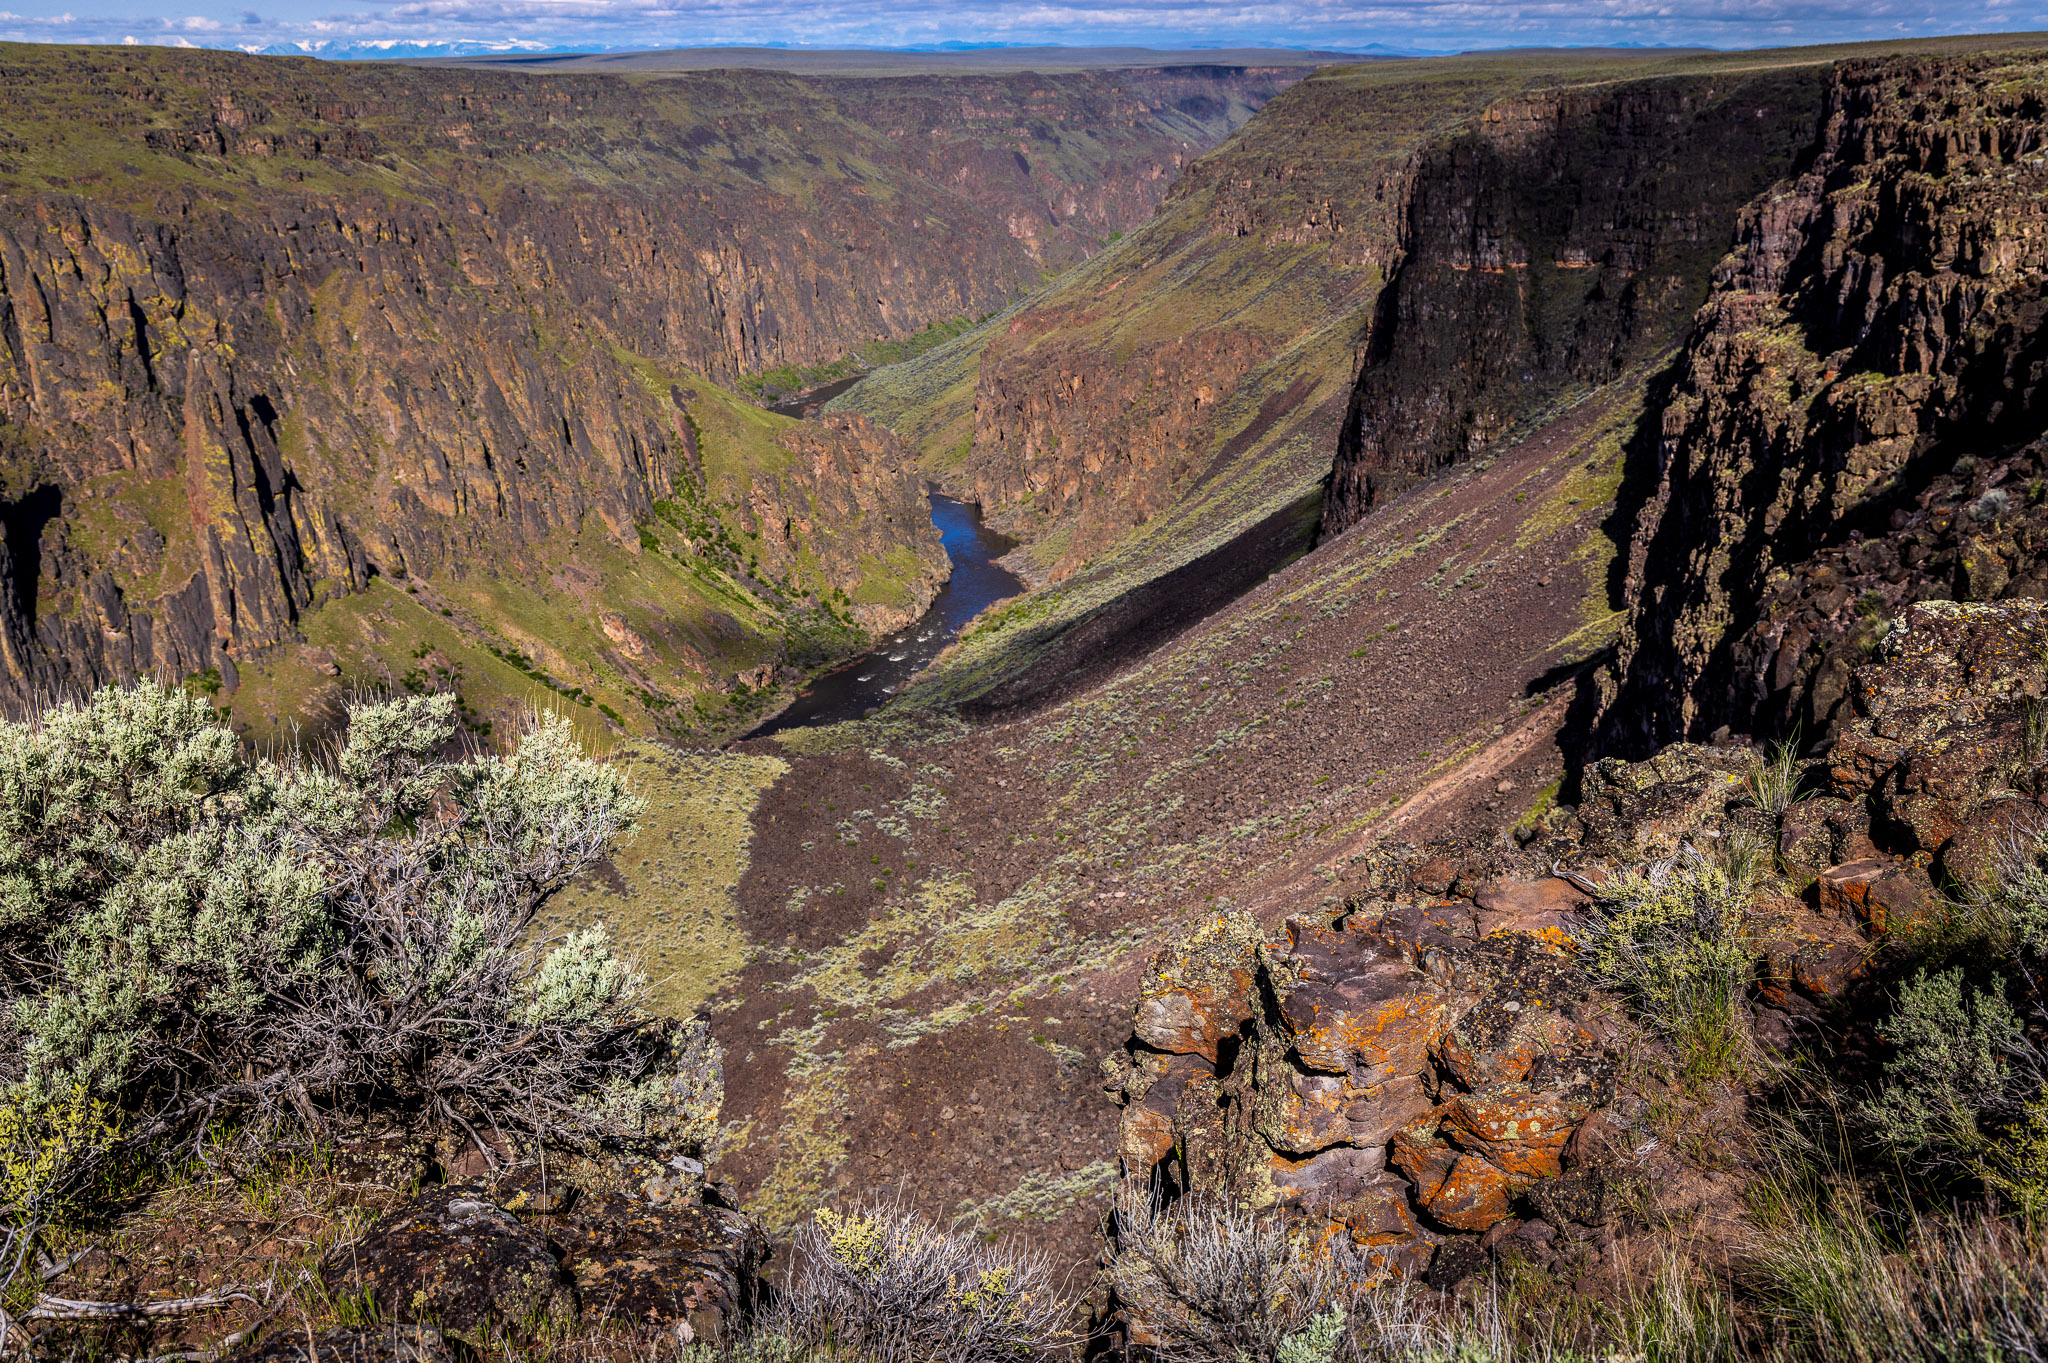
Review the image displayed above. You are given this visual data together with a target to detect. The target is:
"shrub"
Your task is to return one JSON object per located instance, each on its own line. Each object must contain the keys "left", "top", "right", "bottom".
{"left": 1859, "top": 820, "right": 2048, "bottom": 1187}
{"left": 1862, "top": 968, "right": 2026, "bottom": 1164}
{"left": 1107, "top": 1185, "right": 1354, "bottom": 1363}
{"left": 777, "top": 1195, "right": 1067, "bottom": 1363}
{"left": 0, "top": 681, "right": 710, "bottom": 1167}
{"left": 1990, "top": 824, "right": 2048, "bottom": 962}
{"left": 1573, "top": 844, "right": 1759, "bottom": 1083}
{"left": 0, "top": 1081, "right": 121, "bottom": 1351}
{"left": 1983, "top": 1095, "right": 2048, "bottom": 1219}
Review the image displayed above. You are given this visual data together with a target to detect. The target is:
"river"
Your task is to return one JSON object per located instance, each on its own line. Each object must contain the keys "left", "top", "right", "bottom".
{"left": 746, "top": 493, "right": 1022, "bottom": 735}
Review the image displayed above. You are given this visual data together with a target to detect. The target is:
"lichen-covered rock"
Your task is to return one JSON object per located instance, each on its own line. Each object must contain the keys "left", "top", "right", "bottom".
{"left": 1574, "top": 744, "right": 1752, "bottom": 860}
{"left": 1776, "top": 797, "right": 1876, "bottom": 881}
{"left": 552, "top": 1193, "right": 768, "bottom": 1338}
{"left": 327, "top": 1187, "right": 573, "bottom": 1341}
{"left": 1471, "top": 877, "right": 1588, "bottom": 943}
{"left": 1424, "top": 1153, "right": 1518, "bottom": 1232}
{"left": 1814, "top": 858, "right": 1937, "bottom": 935}
{"left": 1270, "top": 1070, "right": 1433, "bottom": 1154}
{"left": 1441, "top": 1084, "right": 1586, "bottom": 1182}
{"left": 1131, "top": 911, "right": 1266, "bottom": 1062}
{"left": 1110, "top": 894, "right": 1612, "bottom": 1287}
{"left": 1827, "top": 601, "right": 2048, "bottom": 875}
{"left": 1279, "top": 918, "right": 1462, "bottom": 1085}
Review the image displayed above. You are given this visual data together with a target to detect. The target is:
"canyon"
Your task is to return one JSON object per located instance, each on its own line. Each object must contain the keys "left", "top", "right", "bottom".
{"left": 726, "top": 35, "right": 2048, "bottom": 1288}
{"left": 11, "top": 30, "right": 2048, "bottom": 1362}
{"left": 0, "top": 44, "right": 1296, "bottom": 736}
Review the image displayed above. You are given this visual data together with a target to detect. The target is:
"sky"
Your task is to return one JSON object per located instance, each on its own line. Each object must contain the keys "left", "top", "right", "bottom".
{"left": 0, "top": 0, "right": 2036, "bottom": 60}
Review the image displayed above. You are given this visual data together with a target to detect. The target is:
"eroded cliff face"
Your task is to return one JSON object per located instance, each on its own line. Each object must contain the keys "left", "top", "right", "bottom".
{"left": 0, "top": 46, "right": 1293, "bottom": 720}
{"left": 952, "top": 61, "right": 1509, "bottom": 581}
{"left": 1595, "top": 53, "right": 2048, "bottom": 754}
{"left": 1319, "top": 72, "right": 1824, "bottom": 534}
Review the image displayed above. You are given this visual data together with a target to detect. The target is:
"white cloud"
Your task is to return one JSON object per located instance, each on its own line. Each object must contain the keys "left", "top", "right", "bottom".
{"left": 0, "top": 0, "right": 2043, "bottom": 56}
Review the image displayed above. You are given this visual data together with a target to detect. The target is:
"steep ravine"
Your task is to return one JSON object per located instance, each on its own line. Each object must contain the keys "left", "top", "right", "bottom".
{"left": 711, "top": 41, "right": 2048, "bottom": 1289}
{"left": 837, "top": 52, "right": 1834, "bottom": 724}
{"left": 0, "top": 46, "right": 1296, "bottom": 729}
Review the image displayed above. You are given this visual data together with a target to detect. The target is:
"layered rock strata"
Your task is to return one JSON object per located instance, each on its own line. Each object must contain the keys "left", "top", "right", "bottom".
{"left": 0, "top": 46, "right": 1292, "bottom": 707}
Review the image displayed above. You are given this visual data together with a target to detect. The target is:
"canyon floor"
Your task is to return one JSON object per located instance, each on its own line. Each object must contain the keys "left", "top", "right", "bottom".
{"left": 617, "top": 376, "right": 1649, "bottom": 1276}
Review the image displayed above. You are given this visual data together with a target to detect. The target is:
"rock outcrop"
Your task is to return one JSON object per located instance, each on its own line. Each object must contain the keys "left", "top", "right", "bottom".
{"left": 1596, "top": 53, "right": 2048, "bottom": 754}
{"left": 328, "top": 1170, "right": 768, "bottom": 1344}
{"left": 1107, "top": 893, "right": 1614, "bottom": 1284}
{"left": 1107, "top": 599, "right": 2048, "bottom": 1314}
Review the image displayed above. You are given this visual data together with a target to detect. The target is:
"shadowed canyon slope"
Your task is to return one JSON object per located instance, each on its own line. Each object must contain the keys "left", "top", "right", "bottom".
{"left": 0, "top": 45, "right": 1296, "bottom": 734}
{"left": 839, "top": 48, "right": 1828, "bottom": 717}
{"left": 704, "top": 39, "right": 2048, "bottom": 1283}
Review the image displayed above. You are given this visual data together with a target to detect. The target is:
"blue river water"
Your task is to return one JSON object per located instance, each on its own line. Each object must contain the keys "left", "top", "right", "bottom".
{"left": 747, "top": 493, "right": 1022, "bottom": 735}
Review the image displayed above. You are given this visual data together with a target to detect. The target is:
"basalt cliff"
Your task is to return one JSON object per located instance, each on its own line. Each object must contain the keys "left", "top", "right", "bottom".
{"left": 0, "top": 45, "right": 1295, "bottom": 736}
{"left": 1593, "top": 54, "right": 2048, "bottom": 755}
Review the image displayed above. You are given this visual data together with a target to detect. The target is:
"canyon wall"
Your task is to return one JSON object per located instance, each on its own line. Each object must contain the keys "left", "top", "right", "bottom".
{"left": 1595, "top": 53, "right": 2048, "bottom": 754}
{"left": 1319, "top": 69, "right": 1825, "bottom": 534}
{"left": 949, "top": 60, "right": 1512, "bottom": 580}
{"left": 0, "top": 45, "right": 1294, "bottom": 716}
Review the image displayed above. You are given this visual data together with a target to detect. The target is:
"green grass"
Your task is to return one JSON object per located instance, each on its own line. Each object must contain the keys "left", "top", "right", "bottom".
{"left": 539, "top": 740, "right": 786, "bottom": 1017}
{"left": 737, "top": 315, "right": 984, "bottom": 402}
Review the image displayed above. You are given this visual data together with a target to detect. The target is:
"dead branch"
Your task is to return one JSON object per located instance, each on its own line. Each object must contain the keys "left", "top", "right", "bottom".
{"left": 24, "top": 1291, "right": 260, "bottom": 1321}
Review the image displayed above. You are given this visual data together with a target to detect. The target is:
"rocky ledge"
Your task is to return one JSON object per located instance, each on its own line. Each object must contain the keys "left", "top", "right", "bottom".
{"left": 1105, "top": 597, "right": 2048, "bottom": 1331}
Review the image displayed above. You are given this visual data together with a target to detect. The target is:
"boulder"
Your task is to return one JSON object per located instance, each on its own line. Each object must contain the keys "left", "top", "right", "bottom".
{"left": 1279, "top": 919, "right": 1458, "bottom": 1085}
{"left": 1334, "top": 1173, "right": 1432, "bottom": 1248}
{"left": 1576, "top": 744, "right": 1750, "bottom": 860}
{"left": 1132, "top": 912, "right": 1265, "bottom": 1062}
{"left": 1437, "top": 1002, "right": 1591, "bottom": 1090}
{"left": 1753, "top": 895, "right": 1873, "bottom": 1003}
{"left": 326, "top": 1187, "right": 573, "bottom": 1341}
{"left": 1267, "top": 1070, "right": 1433, "bottom": 1154}
{"left": 1815, "top": 858, "right": 1937, "bottom": 935}
{"left": 1266, "top": 1144, "right": 1391, "bottom": 1205}
{"left": 1527, "top": 1164, "right": 1617, "bottom": 1231}
{"left": 1471, "top": 877, "right": 1587, "bottom": 943}
{"left": 553, "top": 1193, "right": 768, "bottom": 1338}
{"left": 1422, "top": 1153, "right": 1516, "bottom": 1232}
{"left": 1441, "top": 1084, "right": 1585, "bottom": 1182}
{"left": 1791, "top": 941, "right": 1870, "bottom": 999}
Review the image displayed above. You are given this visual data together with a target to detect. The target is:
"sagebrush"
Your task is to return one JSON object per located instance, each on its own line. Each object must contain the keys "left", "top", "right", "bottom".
{"left": 0, "top": 682, "right": 718, "bottom": 1203}
{"left": 774, "top": 1195, "right": 1068, "bottom": 1363}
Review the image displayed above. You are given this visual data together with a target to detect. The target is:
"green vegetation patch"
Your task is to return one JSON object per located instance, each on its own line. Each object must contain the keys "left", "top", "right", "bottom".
{"left": 541, "top": 741, "right": 787, "bottom": 1017}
